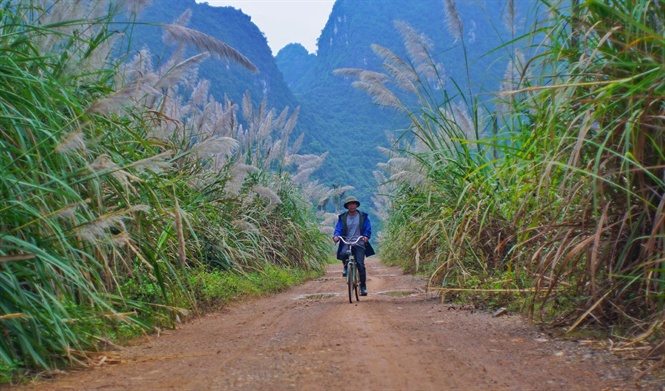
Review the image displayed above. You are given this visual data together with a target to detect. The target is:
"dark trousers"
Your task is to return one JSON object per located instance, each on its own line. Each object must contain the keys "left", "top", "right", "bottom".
{"left": 343, "top": 245, "right": 366, "bottom": 288}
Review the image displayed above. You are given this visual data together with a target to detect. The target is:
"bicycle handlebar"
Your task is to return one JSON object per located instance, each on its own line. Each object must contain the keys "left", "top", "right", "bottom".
{"left": 337, "top": 236, "right": 365, "bottom": 245}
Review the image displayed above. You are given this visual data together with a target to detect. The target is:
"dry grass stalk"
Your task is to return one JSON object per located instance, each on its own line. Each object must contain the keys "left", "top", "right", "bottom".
{"left": 0, "top": 254, "right": 36, "bottom": 263}
{"left": 174, "top": 197, "right": 186, "bottom": 267}
{"left": 0, "top": 313, "right": 31, "bottom": 320}
{"left": 566, "top": 289, "right": 614, "bottom": 334}
{"left": 430, "top": 287, "right": 542, "bottom": 293}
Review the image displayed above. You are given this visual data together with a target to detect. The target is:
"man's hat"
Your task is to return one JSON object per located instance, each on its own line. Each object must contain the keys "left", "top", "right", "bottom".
{"left": 343, "top": 196, "right": 360, "bottom": 209}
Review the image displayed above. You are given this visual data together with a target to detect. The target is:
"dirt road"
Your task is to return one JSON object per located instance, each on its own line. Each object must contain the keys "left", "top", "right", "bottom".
{"left": 29, "top": 258, "right": 646, "bottom": 390}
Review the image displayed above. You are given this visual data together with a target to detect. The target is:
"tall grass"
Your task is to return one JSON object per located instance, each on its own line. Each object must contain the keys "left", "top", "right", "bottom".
{"left": 1, "top": 0, "right": 330, "bottom": 378}
{"left": 343, "top": 0, "right": 665, "bottom": 357}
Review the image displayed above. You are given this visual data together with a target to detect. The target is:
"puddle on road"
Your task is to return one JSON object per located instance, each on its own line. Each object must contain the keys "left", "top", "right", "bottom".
{"left": 377, "top": 290, "right": 420, "bottom": 297}
{"left": 293, "top": 293, "right": 339, "bottom": 301}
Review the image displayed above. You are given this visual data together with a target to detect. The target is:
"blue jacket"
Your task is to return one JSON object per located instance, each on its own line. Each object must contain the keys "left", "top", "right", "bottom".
{"left": 334, "top": 211, "right": 375, "bottom": 260}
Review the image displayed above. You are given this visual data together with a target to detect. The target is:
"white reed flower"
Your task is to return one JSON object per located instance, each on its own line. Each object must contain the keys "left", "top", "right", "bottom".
{"left": 274, "top": 106, "right": 289, "bottom": 130}
{"left": 55, "top": 130, "right": 87, "bottom": 155}
{"left": 122, "top": 0, "right": 153, "bottom": 16}
{"left": 443, "top": 0, "right": 464, "bottom": 40}
{"left": 111, "top": 232, "right": 132, "bottom": 248}
{"left": 226, "top": 163, "right": 259, "bottom": 195}
{"left": 302, "top": 181, "right": 329, "bottom": 206}
{"left": 162, "top": 24, "right": 257, "bottom": 72}
{"left": 387, "top": 156, "right": 427, "bottom": 187}
{"left": 87, "top": 75, "right": 160, "bottom": 115}
{"left": 190, "top": 136, "right": 239, "bottom": 159}
{"left": 502, "top": 0, "right": 517, "bottom": 35}
{"left": 232, "top": 219, "right": 260, "bottom": 235}
{"left": 252, "top": 185, "right": 282, "bottom": 211}
{"left": 128, "top": 204, "right": 151, "bottom": 213}
{"left": 452, "top": 102, "right": 475, "bottom": 140}
{"left": 327, "top": 185, "right": 355, "bottom": 199}
{"left": 117, "top": 48, "right": 153, "bottom": 85}
{"left": 352, "top": 79, "right": 400, "bottom": 108}
{"left": 87, "top": 154, "right": 117, "bottom": 173}
{"left": 383, "top": 63, "right": 418, "bottom": 93}
{"left": 154, "top": 53, "right": 210, "bottom": 90}
{"left": 55, "top": 204, "right": 79, "bottom": 220}
{"left": 190, "top": 79, "right": 210, "bottom": 108}
{"left": 173, "top": 8, "right": 192, "bottom": 26}
{"left": 321, "top": 212, "right": 338, "bottom": 227}
{"left": 290, "top": 133, "right": 305, "bottom": 155}
{"left": 257, "top": 111, "right": 274, "bottom": 141}
{"left": 394, "top": 21, "right": 435, "bottom": 77}
{"left": 78, "top": 214, "right": 127, "bottom": 243}
{"left": 292, "top": 167, "right": 315, "bottom": 184}
{"left": 130, "top": 151, "right": 174, "bottom": 174}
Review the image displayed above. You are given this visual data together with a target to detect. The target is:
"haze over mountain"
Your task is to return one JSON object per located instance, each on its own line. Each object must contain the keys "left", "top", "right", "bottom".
{"left": 132, "top": 0, "right": 536, "bottom": 213}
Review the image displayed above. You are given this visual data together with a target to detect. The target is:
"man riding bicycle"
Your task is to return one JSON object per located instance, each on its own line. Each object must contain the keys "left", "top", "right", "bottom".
{"left": 333, "top": 196, "right": 375, "bottom": 296}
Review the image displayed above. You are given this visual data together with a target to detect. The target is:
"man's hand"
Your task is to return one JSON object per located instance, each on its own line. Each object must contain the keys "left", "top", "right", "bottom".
{"left": 333, "top": 236, "right": 340, "bottom": 243}
{"left": 363, "top": 236, "right": 368, "bottom": 243}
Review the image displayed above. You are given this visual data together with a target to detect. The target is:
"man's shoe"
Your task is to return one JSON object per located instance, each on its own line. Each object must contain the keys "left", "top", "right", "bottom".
{"left": 360, "top": 288, "right": 368, "bottom": 296}
{"left": 342, "top": 268, "right": 347, "bottom": 277}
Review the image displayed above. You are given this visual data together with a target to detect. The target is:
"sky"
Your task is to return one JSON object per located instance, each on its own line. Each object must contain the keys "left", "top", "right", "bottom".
{"left": 195, "top": 0, "right": 335, "bottom": 55}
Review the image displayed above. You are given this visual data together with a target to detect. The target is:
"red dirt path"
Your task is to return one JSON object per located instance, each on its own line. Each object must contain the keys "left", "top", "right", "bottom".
{"left": 26, "top": 258, "right": 655, "bottom": 390}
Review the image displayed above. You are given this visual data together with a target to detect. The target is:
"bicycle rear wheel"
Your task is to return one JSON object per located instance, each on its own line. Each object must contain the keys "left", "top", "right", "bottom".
{"left": 347, "top": 261, "right": 353, "bottom": 303}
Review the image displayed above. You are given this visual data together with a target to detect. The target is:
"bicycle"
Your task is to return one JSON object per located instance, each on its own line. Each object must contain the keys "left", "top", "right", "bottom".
{"left": 338, "top": 236, "right": 364, "bottom": 303}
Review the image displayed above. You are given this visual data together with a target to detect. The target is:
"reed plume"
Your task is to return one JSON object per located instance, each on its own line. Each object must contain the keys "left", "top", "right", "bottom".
{"left": 162, "top": 24, "right": 257, "bottom": 72}
{"left": 394, "top": 21, "right": 440, "bottom": 81}
{"left": 502, "top": 0, "right": 517, "bottom": 36}
{"left": 154, "top": 53, "right": 210, "bottom": 89}
{"left": 87, "top": 75, "right": 160, "bottom": 115}
{"left": 55, "top": 130, "right": 87, "bottom": 155}
{"left": 122, "top": 0, "right": 153, "bottom": 16}
{"left": 252, "top": 185, "right": 282, "bottom": 211}
{"left": 190, "top": 136, "right": 239, "bottom": 159}
{"left": 443, "top": 0, "right": 463, "bottom": 40}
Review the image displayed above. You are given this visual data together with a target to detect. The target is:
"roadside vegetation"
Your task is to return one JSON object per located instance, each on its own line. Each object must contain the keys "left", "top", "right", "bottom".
{"left": 0, "top": 0, "right": 342, "bottom": 382}
{"left": 340, "top": 0, "right": 665, "bottom": 371}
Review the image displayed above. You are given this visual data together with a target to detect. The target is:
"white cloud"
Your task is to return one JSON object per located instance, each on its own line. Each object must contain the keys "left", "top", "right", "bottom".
{"left": 196, "top": 0, "right": 335, "bottom": 55}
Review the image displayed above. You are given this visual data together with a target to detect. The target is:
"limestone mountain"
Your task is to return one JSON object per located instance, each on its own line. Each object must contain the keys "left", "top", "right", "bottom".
{"left": 130, "top": 0, "right": 536, "bottom": 213}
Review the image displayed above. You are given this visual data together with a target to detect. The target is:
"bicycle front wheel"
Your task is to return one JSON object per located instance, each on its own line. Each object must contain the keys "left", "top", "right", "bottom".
{"left": 347, "top": 262, "right": 354, "bottom": 303}
{"left": 354, "top": 267, "right": 360, "bottom": 301}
